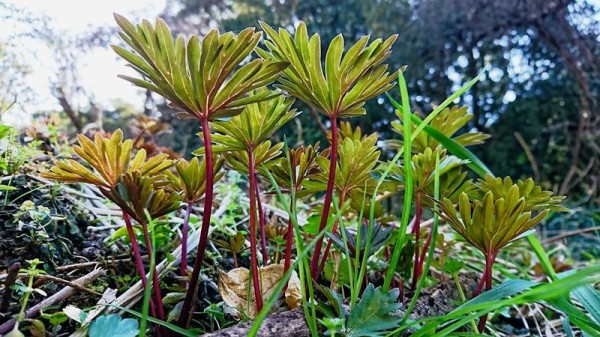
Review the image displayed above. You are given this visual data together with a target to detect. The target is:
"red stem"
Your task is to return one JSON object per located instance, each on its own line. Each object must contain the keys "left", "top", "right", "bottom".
{"left": 474, "top": 271, "right": 486, "bottom": 297}
{"left": 317, "top": 192, "right": 346, "bottom": 276}
{"left": 140, "top": 221, "right": 167, "bottom": 322}
{"left": 283, "top": 218, "right": 293, "bottom": 273}
{"left": 415, "top": 204, "right": 435, "bottom": 288}
{"left": 255, "top": 177, "right": 269, "bottom": 265}
{"left": 178, "top": 117, "right": 215, "bottom": 328}
{"left": 310, "top": 115, "right": 338, "bottom": 279}
{"left": 123, "top": 212, "right": 157, "bottom": 319}
{"left": 181, "top": 202, "right": 193, "bottom": 284}
{"left": 248, "top": 148, "right": 264, "bottom": 311}
{"left": 477, "top": 252, "right": 496, "bottom": 333}
{"left": 411, "top": 192, "right": 423, "bottom": 290}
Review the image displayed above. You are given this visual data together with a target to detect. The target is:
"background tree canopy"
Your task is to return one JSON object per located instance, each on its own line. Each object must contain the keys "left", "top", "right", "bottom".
{"left": 2, "top": 0, "right": 599, "bottom": 200}
{"left": 156, "top": 0, "right": 599, "bottom": 200}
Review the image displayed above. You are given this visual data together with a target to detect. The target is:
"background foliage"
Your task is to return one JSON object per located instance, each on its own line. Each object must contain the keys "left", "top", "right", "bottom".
{"left": 1, "top": 0, "right": 599, "bottom": 257}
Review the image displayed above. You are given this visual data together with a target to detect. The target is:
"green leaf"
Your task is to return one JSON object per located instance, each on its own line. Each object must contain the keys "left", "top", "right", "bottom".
{"left": 210, "top": 89, "right": 299, "bottom": 152}
{"left": 457, "top": 279, "right": 537, "bottom": 310}
{"left": 0, "top": 124, "right": 14, "bottom": 139}
{"left": 260, "top": 21, "right": 397, "bottom": 118}
{"left": 387, "top": 94, "right": 492, "bottom": 178}
{"left": 412, "top": 264, "right": 600, "bottom": 337}
{"left": 113, "top": 306, "right": 199, "bottom": 337}
{"left": 114, "top": 15, "right": 284, "bottom": 120}
{"left": 570, "top": 283, "right": 600, "bottom": 324}
{"left": 410, "top": 113, "right": 491, "bottom": 178}
{"left": 89, "top": 314, "right": 139, "bottom": 337}
{"left": 345, "top": 284, "right": 402, "bottom": 336}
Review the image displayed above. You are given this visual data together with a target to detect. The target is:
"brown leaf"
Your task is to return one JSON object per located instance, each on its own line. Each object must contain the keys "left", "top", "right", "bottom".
{"left": 218, "top": 264, "right": 301, "bottom": 318}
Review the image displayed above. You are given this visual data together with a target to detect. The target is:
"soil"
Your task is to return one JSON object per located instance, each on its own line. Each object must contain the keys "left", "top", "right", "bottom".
{"left": 0, "top": 175, "right": 230, "bottom": 335}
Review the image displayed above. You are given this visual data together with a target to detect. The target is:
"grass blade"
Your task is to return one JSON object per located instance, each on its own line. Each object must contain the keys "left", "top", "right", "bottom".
{"left": 256, "top": 167, "right": 325, "bottom": 337}
{"left": 112, "top": 306, "right": 199, "bottom": 337}
{"left": 386, "top": 94, "right": 492, "bottom": 178}
{"left": 412, "top": 264, "right": 600, "bottom": 337}
{"left": 401, "top": 152, "right": 441, "bottom": 324}
{"left": 382, "top": 71, "right": 413, "bottom": 291}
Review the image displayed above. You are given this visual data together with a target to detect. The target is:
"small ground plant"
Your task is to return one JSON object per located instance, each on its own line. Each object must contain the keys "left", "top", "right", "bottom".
{"left": 30, "top": 14, "right": 600, "bottom": 337}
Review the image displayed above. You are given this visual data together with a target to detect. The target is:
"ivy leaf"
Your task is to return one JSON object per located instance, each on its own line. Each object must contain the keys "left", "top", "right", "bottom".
{"left": 89, "top": 314, "right": 139, "bottom": 337}
{"left": 345, "top": 284, "right": 402, "bottom": 336}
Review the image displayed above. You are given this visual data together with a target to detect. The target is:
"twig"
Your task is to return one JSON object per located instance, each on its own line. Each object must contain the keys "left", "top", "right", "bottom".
{"left": 542, "top": 225, "right": 600, "bottom": 244}
{"left": 56, "top": 261, "right": 99, "bottom": 272}
{"left": 0, "top": 268, "right": 105, "bottom": 334}
{"left": 514, "top": 132, "right": 540, "bottom": 183}
{"left": 33, "top": 274, "right": 102, "bottom": 296}
{"left": 0, "top": 262, "right": 20, "bottom": 313}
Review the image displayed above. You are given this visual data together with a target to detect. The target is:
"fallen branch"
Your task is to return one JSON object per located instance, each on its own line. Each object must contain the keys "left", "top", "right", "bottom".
{"left": 69, "top": 288, "right": 119, "bottom": 337}
{"left": 32, "top": 274, "right": 102, "bottom": 296}
{"left": 0, "top": 268, "right": 105, "bottom": 334}
{"left": 543, "top": 225, "right": 600, "bottom": 244}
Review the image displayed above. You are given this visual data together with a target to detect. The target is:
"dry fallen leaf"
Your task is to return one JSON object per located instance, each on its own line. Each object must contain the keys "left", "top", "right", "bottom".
{"left": 218, "top": 263, "right": 301, "bottom": 318}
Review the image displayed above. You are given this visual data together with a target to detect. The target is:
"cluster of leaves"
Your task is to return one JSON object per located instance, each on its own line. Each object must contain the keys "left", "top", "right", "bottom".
{"left": 43, "top": 130, "right": 182, "bottom": 224}
{"left": 437, "top": 175, "right": 566, "bottom": 257}
{"left": 318, "top": 284, "right": 401, "bottom": 337}
{"left": 34, "top": 14, "right": 585, "bottom": 337}
{"left": 112, "top": 16, "right": 286, "bottom": 121}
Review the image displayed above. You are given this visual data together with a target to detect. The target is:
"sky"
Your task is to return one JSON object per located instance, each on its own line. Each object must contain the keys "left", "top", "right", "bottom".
{"left": 2, "top": 0, "right": 167, "bottom": 126}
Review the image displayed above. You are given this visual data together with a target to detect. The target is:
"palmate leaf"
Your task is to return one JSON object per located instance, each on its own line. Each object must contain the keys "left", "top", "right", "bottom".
{"left": 43, "top": 130, "right": 179, "bottom": 224}
{"left": 103, "top": 171, "right": 182, "bottom": 224}
{"left": 263, "top": 142, "right": 328, "bottom": 193}
{"left": 113, "top": 14, "right": 288, "bottom": 120}
{"left": 306, "top": 133, "right": 380, "bottom": 202}
{"left": 477, "top": 175, "right": 567, "bottom": 212}
{"left": 89, "top": 314, "right": 138, "bottom": 337}
{"left": 129, "top": 148, "right": 173, "bottom": 177}
{"left": 220, "top": 141, "right": 284, "bottom": 174}
{"left": 386, "top": 89, "right": 493, "bottom": 179}
{"left": 167, "top": 156, "right": 225, "bottom": 202}
{"left": 375, "top": 148, "right": 475, "bottom": 206}
{"left": 44, "top": 130, "right": 173, "bottom": 188}
{"left": 43, "top": 130, "right": 132, "bottom": 188}
{"left": 45, "top": 132, "right": 171, "bottom": 186}
{"left": 345, "top": 284, "right": 402, "bottom": 336}
{"left": 328, "top": 220, "right": 392, "bottom": 258}
{"left": 410, "top": 148, "right": 469, "bottom": 191}
{"left": 210, "top": 89, "right": 300, "bottom": 150}
{"left": 335, "top": 121, "right": 370, "bottom": 142}
{"left": 435, "top": 176, "right": 565, "bottom": 255}
{"left": 258, "top": 22, "right": 398, "bottom": 118}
